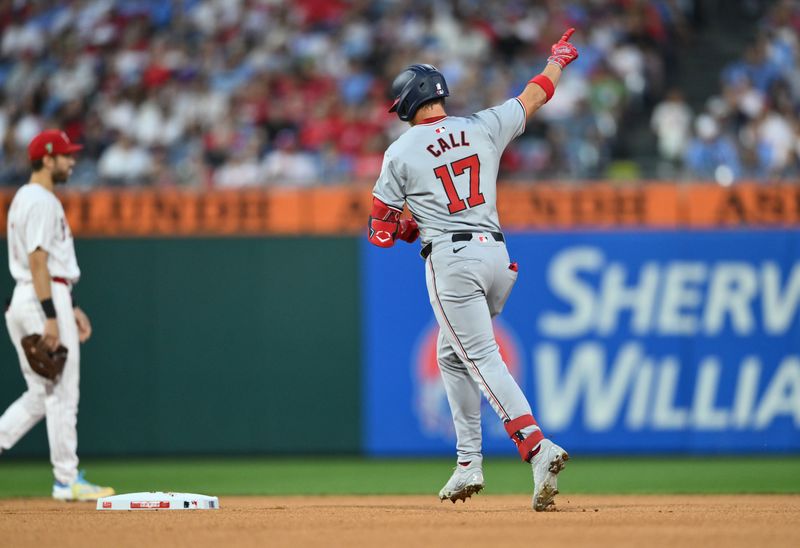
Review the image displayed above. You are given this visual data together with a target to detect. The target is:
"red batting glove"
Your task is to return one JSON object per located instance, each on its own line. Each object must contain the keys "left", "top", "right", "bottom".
{"left": 397, "top": 218, "right": 420, "bottom": 243}
{"left": 547, "top": 28, "right": 579, "bottom": 69}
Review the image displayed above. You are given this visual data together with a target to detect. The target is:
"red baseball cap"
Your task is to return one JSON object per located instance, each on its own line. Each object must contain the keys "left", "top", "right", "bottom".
{"left": 28, "top": 129, "right": 83, "bottom": 161}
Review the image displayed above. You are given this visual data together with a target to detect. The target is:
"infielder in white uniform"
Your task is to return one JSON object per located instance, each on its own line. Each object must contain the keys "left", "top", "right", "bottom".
{"left": 368, "top": 30, "right": 579, "bottom": 511}
{"left": 0, "top": 129, "right": 114, "bottom": 501}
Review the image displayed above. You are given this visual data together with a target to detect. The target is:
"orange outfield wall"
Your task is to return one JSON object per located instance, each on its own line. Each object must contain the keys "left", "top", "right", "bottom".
{"left": 0, "top": 182, "right": 798, "bottom": 236}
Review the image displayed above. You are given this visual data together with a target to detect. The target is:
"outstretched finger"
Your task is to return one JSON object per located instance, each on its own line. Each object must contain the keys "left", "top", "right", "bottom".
{"left": 560, "top": 27, "right": 575, "bottom": 42}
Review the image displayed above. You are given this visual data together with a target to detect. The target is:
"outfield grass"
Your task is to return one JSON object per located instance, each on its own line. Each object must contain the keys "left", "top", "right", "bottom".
{"left": 0, "top": 457, "right": 798, "bottom": 498}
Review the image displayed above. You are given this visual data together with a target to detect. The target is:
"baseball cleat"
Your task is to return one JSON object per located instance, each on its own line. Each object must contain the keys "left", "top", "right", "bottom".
{"left": 438, "top": 460, "right": 485, "bottom": 503}
{"left": 52, "top": 471, "right": 115, "bottom": 502}
{"left": 531, "top": 439, "right": 569, "bottom": 512}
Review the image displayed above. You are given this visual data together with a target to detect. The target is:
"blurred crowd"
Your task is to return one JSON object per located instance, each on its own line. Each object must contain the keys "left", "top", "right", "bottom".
{"left": 3, "top": 0, "right": 785, "bottom": 188}
{"left": 651, "top": 0, "right": 800, "bottom": 184}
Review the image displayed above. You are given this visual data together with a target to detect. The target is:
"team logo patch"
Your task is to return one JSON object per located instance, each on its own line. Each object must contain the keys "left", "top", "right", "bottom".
{"left": 435, "top": 126, "right": 446, "bottom": 134}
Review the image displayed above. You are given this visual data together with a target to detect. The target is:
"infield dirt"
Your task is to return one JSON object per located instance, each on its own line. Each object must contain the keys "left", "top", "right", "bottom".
{"left": 1, "top": 494, "right": 798, "bottom": 547}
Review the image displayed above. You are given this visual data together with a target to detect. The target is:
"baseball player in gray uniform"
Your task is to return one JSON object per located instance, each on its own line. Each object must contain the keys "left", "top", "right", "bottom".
{"left": 0, "top": 129, "right": 114, "bottom": 501}
{"left": 368, "top": 30, "right": 579, "bottom": 511}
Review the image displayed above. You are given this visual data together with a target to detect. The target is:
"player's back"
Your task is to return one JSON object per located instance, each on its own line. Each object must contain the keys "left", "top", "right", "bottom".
{"left": 374, "top": 98, "right": 526, "bottom": 243}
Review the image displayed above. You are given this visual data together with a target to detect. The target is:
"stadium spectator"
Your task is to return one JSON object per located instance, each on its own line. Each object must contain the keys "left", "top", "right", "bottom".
{"left": 651, "top": 88, "right": 693, "bottom": 168}
{"left": 260, "top": 129, "right": 320, "bottom": 186}
{"left": 97, "top": 132, "right": 153, "bottom": 186}
{"left": 684, "top": 114, "right": 742, "bottom": 184}
{"left": 214, "top": 148, "right": 264, "bottom": 189}
{"left": 0, "top": 0, "right": 692, "bottom": 186}
{"left": 679, "top": 0, "right": 800, "bottom": 182}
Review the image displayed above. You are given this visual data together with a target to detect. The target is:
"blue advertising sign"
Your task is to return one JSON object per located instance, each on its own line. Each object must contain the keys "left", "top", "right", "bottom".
{"left": 362, "top": 230, "right": 800, "bottom": 455}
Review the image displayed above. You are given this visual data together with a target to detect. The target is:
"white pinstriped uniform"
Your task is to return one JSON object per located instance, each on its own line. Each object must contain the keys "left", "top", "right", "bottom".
{"left": 373, "top": 98, "right": 542, "bottom": 463}
{"left": 0, "top": 183, "right": 82, "bottom": 484}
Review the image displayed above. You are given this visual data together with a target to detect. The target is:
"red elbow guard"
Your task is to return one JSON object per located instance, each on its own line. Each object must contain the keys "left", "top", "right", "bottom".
{"left": 369, "top": 218, "right": 398, "bottom": 247}
{"left": 368, "top": 197, "right": 401, "bottom": 248}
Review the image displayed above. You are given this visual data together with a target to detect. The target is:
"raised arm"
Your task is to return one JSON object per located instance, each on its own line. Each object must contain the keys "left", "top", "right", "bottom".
{"left": 517, "top": 28, "right": 579, "bottom": 121}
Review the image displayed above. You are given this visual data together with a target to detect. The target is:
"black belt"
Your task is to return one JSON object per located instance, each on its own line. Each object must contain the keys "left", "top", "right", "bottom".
{"left": 421, "top": 232, "right": 504, "bottom": 259}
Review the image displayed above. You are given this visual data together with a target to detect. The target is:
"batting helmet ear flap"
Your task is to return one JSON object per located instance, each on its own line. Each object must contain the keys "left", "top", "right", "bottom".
{"left": 388, "top": 64, "right": 450, "bottom": 122}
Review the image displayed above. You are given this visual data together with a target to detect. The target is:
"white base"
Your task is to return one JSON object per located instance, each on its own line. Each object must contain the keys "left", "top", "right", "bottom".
{"left": 96, "top": 492, "right": 220, "bottom": 510}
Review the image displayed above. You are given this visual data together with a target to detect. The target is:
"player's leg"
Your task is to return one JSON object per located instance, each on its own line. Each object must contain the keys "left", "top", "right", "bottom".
{"left": 437, "top": 331, "right": 482, "bottom": 463}
{"left": 426, "top": 252, "right": 542, "bottom": 451}
{"left": 47, "top": 285, "right": 113, "bottom": 501}
{"left": 427, "top": 244, "right": 568, "bottom": 510}
{"left": 0, "top": 290, "right": 48, "bottom": 452}
{"left": 435, "top": 332, "right": 485, "bottom": 502}
{"left": 486, "top": 247, "right": 570, "bottom": 511}
{"left": 45, "top": 284, "right": 80, "bottom": 486}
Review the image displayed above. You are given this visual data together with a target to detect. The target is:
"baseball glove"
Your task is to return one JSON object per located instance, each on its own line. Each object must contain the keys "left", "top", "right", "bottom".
{"left": 21, "top": 334, "right": 68, "bottom": 381}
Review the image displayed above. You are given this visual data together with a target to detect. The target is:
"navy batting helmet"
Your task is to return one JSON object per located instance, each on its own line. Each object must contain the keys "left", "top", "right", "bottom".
{"left": 388, "top": 64, "right": 450, "bottom": 122}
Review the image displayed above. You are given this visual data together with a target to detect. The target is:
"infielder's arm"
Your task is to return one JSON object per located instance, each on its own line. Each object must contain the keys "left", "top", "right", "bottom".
{"left": 29, "top": 248, "right": 60, "bottom": 350}
{"left": 517, "top": 28, "right": 579, "bottom": 121}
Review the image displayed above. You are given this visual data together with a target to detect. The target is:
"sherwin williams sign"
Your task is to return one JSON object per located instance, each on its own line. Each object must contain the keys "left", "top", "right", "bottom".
{"left": 363, "top": 230, "right": 800, "bottom": 455}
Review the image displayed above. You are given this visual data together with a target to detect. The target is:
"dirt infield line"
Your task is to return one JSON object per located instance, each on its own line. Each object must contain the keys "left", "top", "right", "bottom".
{"left": 1, "top": 494, "right": 798, "bottom": 548}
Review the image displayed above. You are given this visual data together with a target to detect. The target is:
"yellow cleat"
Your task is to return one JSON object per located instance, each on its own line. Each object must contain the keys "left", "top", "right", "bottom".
{"left": 52, "top": 471, "right": 115, "bottom": 501}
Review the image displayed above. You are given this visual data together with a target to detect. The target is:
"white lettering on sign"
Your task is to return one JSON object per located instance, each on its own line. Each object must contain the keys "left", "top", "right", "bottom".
{"left": 651, "top": 357, "right": 686, "bottom": 429}
{"left": 538, "top": 248, "right": 800, "bottom": 337}
{"left": 625, "top": 358, "right": 653, "bottom": 430}
{"left": 732, "top": 357, "right": 760, "bottom": 428}
{"left": 703, "top": 263, "right": 758, "bottom": 335}
{"left": 534, "top": 342, "right": 640, "bottom": 431}
{"left": 692, "top": 357, "right": 727, "bottom": 429}
{"left": 657, "top": 263, "right": 706, "bottom": 336}
{"left": 533, "top": 342, "right": 800, "bottom": 431}
{"left": 762, "top": 263, "right": 800, "bottom": 335}
{"left": 597, "top": 262, "right": 659, "bottom": 336}
{"left": 754, "top": 357, "right": 800, "bottom": 428}
{"left": 539, "top": 247, "right": 601, "bottom": 337}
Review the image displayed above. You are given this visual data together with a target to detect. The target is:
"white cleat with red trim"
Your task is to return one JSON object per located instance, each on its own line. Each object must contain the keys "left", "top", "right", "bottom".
{"left": 438, "top": 460, "right": 485, "bottom": 503}
{"left": 531, "top": 439, "right": 569, "bottom": 511}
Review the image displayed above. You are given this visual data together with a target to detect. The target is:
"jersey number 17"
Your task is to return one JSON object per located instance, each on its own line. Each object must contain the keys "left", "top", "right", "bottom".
{"left": 433, "top": 154, "right": 485, "bottom": 214}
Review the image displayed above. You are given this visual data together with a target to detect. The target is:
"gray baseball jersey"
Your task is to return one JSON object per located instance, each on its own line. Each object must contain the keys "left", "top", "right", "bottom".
{"left": 372, "top": 96, "right": 546, "bottom": 469}
{"left": 373, "top": 98, "right": 525, "bottom": 242}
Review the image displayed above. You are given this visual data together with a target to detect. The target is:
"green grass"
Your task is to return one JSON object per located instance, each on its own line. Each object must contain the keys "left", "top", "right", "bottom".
{"left": 1, "top": 457, "right": 798, "bottom": 498}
